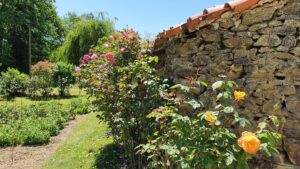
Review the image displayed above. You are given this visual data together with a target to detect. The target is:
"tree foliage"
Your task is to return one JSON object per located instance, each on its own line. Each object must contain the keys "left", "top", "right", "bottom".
{"left": 0, "top": 0, "right": 64, "bottom": 73}
{"left": 51, "top": 12, "right": 114, "bottom": 65}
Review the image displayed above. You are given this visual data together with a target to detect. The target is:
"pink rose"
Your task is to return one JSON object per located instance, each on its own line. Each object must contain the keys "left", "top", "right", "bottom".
{"left": 104, "top": 44, "right": 109, "bottom": 49}
{"left": 91, "top": 53, "right": 98, "bottom": 60}
{"left": 120, "top": 48, "right": 125, "bottom": 53}
{"left": 83, "top": 55, "right": 90, "bottom": 62}
{"left": 75, "top": 67, "right": 81, "bottom": 73}
{"left": 106, "top": 53, "right": 116, "bottom": 64}
{"left": 123, "top": 32, "right": 132, "bottom": 40}
{"left": 109, "top": 35, "right": 114, "bottom": 41}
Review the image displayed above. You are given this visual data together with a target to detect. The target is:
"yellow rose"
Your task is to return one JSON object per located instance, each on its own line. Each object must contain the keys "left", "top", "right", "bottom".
{"left": 204, "top": 111, "right": 217, "bottom": 123}
{"left": 238, "top": 131, "right": 261, "bottom": 154}
{"left": 234, "top": 91, "right": 246, "bottom": 101}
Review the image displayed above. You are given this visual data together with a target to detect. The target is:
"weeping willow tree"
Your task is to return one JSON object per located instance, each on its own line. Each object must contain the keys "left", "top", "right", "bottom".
{"left": 51, "top": 12, "right": 115, "bottom": 64}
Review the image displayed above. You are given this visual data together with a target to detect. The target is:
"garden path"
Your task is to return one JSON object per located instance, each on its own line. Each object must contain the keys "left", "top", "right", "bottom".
{"left": 0, "top": 114, "right": 88, "bottom": 169}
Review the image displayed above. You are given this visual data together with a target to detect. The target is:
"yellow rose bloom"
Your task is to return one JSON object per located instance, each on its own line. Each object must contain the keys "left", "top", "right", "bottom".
{"left": 238, "top": 131, "right": 261, "bottom": 154}
{"left": 234, "top": 91, "right": 246, "bottom": 101}
{"left": 204, "top": 111, "right": 217, "bottom": 123}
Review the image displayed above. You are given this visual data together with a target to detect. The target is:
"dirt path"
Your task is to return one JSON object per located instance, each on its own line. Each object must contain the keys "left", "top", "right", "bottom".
{"left": 0, "top": 114, "right": 88, "bottom": 169}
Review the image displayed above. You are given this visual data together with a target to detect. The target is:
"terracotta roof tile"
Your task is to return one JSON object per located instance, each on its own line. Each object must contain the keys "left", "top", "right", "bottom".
{"left": 165, "top": 24, "right": 183, "bottom": 38}
{"left": 186, "top": 12, "right": 203, "bottom": 31}
{"left": 154, "top": 0, "right": 261, "bottom": 50}
{"left": 225, "top": 0, "right": 260, "bottom": 12}
{"left": 203, "top": 5, "right": 230, "bottom": 20}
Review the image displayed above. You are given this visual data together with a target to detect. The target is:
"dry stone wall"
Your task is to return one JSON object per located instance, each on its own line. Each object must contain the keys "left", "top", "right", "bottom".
{"left": 154, "top": 0, "right": 300, "bottom": 167}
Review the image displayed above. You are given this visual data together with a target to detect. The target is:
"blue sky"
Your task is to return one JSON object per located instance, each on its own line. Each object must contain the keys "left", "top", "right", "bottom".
{"left": 55, "top": 0, "right": 229, "bottom": 38}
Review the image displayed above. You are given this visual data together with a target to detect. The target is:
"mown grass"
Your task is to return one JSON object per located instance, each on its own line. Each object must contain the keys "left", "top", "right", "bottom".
{"left": 42, "top": 112, "right": 113, "bottom": 169}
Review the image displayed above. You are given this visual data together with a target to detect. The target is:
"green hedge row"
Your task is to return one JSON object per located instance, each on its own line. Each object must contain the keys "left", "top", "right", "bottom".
{"left": 0, "top": 97, "right": 92, "bottom": 146}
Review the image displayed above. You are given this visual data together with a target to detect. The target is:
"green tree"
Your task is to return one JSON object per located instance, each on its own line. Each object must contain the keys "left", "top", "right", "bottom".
{"left": 0, "top": 0, "right": 64, "bottom": 73}
{"left": 51, "top": 12, "right": 114, "bottom": 65}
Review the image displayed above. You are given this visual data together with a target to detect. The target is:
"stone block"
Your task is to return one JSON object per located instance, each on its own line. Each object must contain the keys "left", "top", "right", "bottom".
{"left": 259, "top": 26, "right": 297, "bottom": 35}
{"left": 286, "top": 100, "right": 300, "bottom": 114}
{"left": 249, "top": 23, "right": 268, "bottom": 31}
{"left": 282, "top": 36, "right": 297, "bottom": 48}
{"left": 254, "top": 35, "right": 281, "bottom": 47}
{"left": 284, "top": 137, "right": 300, "bottom": 165}
{"left": 243, "top": 6, "right": 277, "bottom": 25}
{"left": 200, "top": 29, "right": 221, "bottom": 42}
{"left": 223, "top": 37, "right": 254, "bottom": 49}
{"left": 233, "top": 49, "right": 257, "bottom": 59}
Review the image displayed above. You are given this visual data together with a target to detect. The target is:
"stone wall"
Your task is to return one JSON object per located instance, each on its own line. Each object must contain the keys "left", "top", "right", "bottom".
{"left": 154, "top": 0, "right": 300, "bottom": 167}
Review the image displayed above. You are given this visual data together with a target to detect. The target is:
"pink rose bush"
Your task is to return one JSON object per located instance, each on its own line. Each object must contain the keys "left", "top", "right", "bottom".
{"left": 74, "top": 29, "right": 165, "bottom": 168}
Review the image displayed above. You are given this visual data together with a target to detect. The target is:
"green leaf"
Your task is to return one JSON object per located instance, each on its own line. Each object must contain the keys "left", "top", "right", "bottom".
{"left": 170, "top": 84, "right": 190, "bottom": 93}
{"left": 181, "top": 161, "right": 190, "bottom": 169}
{"left": 197, "top": 81, "right": 208, "bottom": 87}
{"left": 223, "top": 106, "right": 234, "bottom": 113}
{"left": 237, "top": 153, "right": 250, "bottom": 169}
{"left": 184, "top": 99, "right": 201, "bottom": 109}
{"left": 228, "top": 81, "right": 239, "bottom": 88}
{"left": 238, "top": 118, "right": 250, "bottom": 127}
{"left": 149, "top": 56, "right": 159, "bottom": 63}
{"left": 212, "top": 81, "right": 224, "bottom": 90}
{"left": 197, "top": 112, "right": 203, "bottom": 117}
{"left": 258, "top": 122, "right": 267, "bottom": 130}
{"left": 225, "top": 153, "right": 236, "bottom": 166}
{"left": 216, "top": 93, "right": 223, "bottom": 101}
{"left": 270, "top": 116, "right": 280, "bottom": 128}
{"left": 223, "top": 91, "right": 232, "bottom": 100}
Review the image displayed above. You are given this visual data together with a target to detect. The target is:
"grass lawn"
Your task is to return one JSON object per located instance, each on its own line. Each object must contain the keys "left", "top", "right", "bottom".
{"left": 0, "top": 87, "right": 85, "bottom": 106}
{"left": 42, "top": 112, "right": 113, "bottom": 169}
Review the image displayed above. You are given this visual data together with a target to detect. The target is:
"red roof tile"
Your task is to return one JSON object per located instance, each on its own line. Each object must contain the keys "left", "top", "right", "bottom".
{"left": 153, "top": 0, "right": 261, "bottom": 51}
{"left": 225, "top": 0, "right": 259, "bottom": 12}
{"left": 203, "top": 5, "right": 230, "bottom": 20}
{"left": 165, "top": 24, "right": 183, "bottom": 38}
{"left": 186, "top": 13, "right": 203, "bottom": 31}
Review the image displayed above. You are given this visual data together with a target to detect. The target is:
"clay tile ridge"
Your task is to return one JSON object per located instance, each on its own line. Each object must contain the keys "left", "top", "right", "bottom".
{"left": 154, "top": 0, "right": 260, "bottom": 50}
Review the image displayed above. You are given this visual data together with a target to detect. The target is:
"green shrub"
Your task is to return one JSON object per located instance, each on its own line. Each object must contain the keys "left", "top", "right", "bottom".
{"left": 0, "top": 68, "right": 29, "bottom": 96}
{"left": 52, "top": 62, "right": 75, "bottom": 97}
{"left": 29, "top": 61, "right": 54, "bottom": 97}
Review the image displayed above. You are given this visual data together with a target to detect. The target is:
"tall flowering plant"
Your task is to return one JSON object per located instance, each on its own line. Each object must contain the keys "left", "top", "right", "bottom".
{"left": 75, "top": 29, "right": 167, "bottom": 167}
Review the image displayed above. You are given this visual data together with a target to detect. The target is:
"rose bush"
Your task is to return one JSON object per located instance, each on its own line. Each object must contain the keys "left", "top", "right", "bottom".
{"left": 76, "top": 29, "right": 167, "bottom": 168}
{"left": 76, "top": 29, "right": 282, "bottom": 168}
{"left": 138, "top": 80, "right": 282, "bottom": 169}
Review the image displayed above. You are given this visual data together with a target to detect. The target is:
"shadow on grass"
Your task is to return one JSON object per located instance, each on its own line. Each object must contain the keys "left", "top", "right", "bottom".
{"left": 94, "top": 143, "right": 127, "bottom": 169}
{"left": 0, "top": 94, "right": 81, "bottom": 102}
{"left": 28, "top": 94, "right": 79, "bottom": 101}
